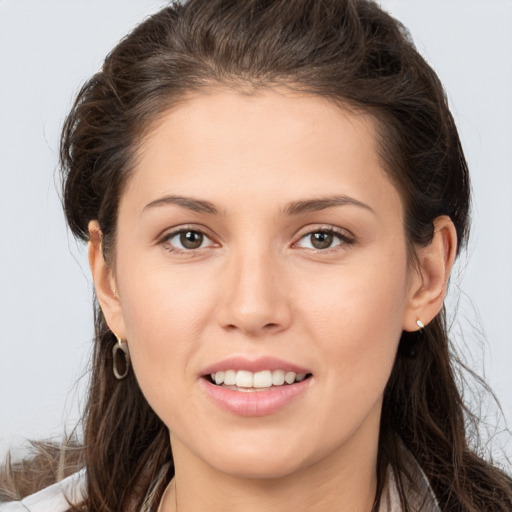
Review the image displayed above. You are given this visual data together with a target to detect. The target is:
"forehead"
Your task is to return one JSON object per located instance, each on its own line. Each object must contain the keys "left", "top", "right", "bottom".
{"left": 124, "top": 87, "right": 403, "bottom": 220}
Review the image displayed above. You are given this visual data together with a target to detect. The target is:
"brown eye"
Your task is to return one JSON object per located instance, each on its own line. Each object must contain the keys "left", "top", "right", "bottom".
{"left": 295, "top": 228, "right": 352, "bottom": 251}
{"left": 310, "top": 232, "right": 333, "bottom": 249}
{"left": 179, "top": 230, "right": 204, "bottom": 249}
{"left": 165, "top": 229, "right": 212, "bottom": 252}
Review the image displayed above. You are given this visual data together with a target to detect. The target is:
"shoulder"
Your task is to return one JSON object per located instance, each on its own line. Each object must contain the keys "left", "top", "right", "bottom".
{"left": 0, "top": 470, "right": 86, "bottom": 512}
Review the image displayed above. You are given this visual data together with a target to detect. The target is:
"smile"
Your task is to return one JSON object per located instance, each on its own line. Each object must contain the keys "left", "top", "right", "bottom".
{"left": 202, "top": 369, "right": 313, "bottom": 416}
{"left": 210, "top": 369, "right": 309, "bottom": 390}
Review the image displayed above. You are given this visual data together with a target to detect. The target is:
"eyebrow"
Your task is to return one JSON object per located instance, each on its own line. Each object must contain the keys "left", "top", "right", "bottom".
{"left": 143, "top": 195, "right": 219, "bottom": 215}
{"left": 142, "top": 194, "right": 375, "bottom": 217}
{"left": 283, "top": 195, "right": 375, "bottom": 216}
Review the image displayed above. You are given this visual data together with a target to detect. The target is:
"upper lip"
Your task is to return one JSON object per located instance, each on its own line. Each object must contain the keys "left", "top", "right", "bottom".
{"left": 201, "top": 356, "right": 311, "bottom": 376}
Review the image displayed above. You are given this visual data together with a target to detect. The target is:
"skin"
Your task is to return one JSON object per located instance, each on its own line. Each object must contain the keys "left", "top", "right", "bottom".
{"left": 89, "top": 87, "right": 457, "bottom": 512}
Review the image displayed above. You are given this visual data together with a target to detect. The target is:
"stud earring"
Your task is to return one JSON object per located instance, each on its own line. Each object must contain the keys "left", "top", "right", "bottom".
{"left": 112, "top": 333, "right": 130, "bottom": 380}
{"left": 416, "top": 319, "right": 425, "bottom": 331}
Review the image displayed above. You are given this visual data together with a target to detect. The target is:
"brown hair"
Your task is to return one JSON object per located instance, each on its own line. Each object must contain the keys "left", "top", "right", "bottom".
{"left": 5, "top": 0, "right": 512, "bottom": 510}
{"left": 0, "top": 439, "right": 84, "bottom": 503}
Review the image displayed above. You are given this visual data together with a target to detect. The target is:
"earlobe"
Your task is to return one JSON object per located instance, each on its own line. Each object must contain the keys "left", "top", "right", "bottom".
{"left": 88, "top": 220, "right": 127, "bottom": 338}
{"left": 403, "top": 216, "right": 458, "bottom": 332}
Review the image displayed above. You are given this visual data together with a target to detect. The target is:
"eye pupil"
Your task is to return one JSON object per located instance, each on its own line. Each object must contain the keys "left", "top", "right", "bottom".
{"left": 311, "top": 232, "right": 333, "bottom": 249}
{"left": 180, "top": 231, "right": 203, "bottom": 249}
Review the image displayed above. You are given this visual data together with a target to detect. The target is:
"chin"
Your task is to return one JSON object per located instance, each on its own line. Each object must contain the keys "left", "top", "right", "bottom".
{"left": 196, "top": 430, "right": 331, "bottom": 481}
{"left": 213, "top": 453, "right": 308, "bottom": 480}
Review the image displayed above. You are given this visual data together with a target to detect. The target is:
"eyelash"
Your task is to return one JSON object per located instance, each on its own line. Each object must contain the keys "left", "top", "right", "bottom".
{"left": 160, "top": 226, "right": 215, "bottom": 255}
{"left": 159, "top": 225, "right": 355, "bottom": 255}
{"left": 293, "top": 226, "right": 355, "bottom": 252}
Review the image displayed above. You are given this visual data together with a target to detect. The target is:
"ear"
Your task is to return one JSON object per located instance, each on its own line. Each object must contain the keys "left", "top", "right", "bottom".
{"left": 403, "top": 215, "right": 458, "bottom": 332}
{"left": 88, "top": 220, "right": 127, "bottom": 339}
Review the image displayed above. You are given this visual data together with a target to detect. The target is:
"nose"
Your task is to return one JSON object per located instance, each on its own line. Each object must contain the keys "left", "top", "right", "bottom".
{"left": 216, "top": 246, "right": 292, "bottom": 337}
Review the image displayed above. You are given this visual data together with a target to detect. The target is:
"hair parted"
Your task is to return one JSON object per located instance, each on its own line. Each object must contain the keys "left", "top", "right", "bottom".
{"left": 12, "top": 0, "right": 508, "bottom": 510}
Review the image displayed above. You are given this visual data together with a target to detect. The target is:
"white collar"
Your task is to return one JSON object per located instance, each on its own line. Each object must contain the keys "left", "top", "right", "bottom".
{"left": 380, "top": 449, "right": 441, "bottom": 512}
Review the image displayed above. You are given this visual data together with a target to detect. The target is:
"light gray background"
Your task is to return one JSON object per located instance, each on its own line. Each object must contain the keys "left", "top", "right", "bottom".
{"left": 1, "top": 0, "right": 511, "bottom": 461}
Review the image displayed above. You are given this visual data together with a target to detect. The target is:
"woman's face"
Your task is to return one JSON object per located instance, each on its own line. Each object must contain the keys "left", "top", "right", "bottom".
{"left": 105, "top": 88, "right": 423, "bottom": 479}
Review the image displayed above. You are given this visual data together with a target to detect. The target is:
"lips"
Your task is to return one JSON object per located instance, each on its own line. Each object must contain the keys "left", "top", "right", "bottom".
{"left": 200, "top": 356, "right": 313, "bottom": 416}
{"left": 201, "top": 355, "right": 311, "bottom": 376}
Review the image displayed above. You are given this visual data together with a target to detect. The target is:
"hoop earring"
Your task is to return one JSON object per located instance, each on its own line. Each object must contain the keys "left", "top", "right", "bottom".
{"left": 112, "top": 334, "right": 131, "bottom": 380}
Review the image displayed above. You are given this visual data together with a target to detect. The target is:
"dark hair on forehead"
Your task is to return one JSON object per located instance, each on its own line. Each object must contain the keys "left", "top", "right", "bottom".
{"left": 59, "top": 1, "right": 512, "bottom": 511}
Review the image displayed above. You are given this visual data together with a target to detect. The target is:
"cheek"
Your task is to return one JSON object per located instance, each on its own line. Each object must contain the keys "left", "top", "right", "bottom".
{"left": 115, "top": 259, "right": 218, "bottom": 403}
{"left": 120, "top": 255, "right": 217, "bottom": 332}
{"left": 298, "top": 248, "right": 409, "bottom": 396}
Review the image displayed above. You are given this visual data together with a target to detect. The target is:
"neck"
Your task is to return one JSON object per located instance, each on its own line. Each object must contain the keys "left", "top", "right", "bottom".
{"left": 160, "top": 429, "right": 379, "bottom": 512}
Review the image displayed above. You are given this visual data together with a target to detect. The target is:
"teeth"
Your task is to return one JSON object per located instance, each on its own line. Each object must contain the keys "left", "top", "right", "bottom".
{"left": 253, "top": 370, "right": 272, "bottom": 388}
{"left": 284, "top": 372, "right": 296, "bottom": 384}
{"left": 235, "top": 370, "right": 253, "bottom": 388}
{"left": 210, "top": 369, "right": 308, "bottom": 387}
{"left": 214, "top": 371, "right": 225, "bottom": 385}
{"left": 272, "top": 369, "right": 285, "bottom": 386}
{"left": 224, "top": 369, "right": 236, "bottom": 386}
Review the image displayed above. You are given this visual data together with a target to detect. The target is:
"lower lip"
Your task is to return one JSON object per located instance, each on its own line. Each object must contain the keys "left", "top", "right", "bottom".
{"left": 201, "top": 377, "right": 312, "bottom": 417}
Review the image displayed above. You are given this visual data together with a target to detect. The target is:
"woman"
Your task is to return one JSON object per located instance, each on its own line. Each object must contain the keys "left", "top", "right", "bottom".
{"left": 1, "top": 0, "right": 511, "bottom": 511}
